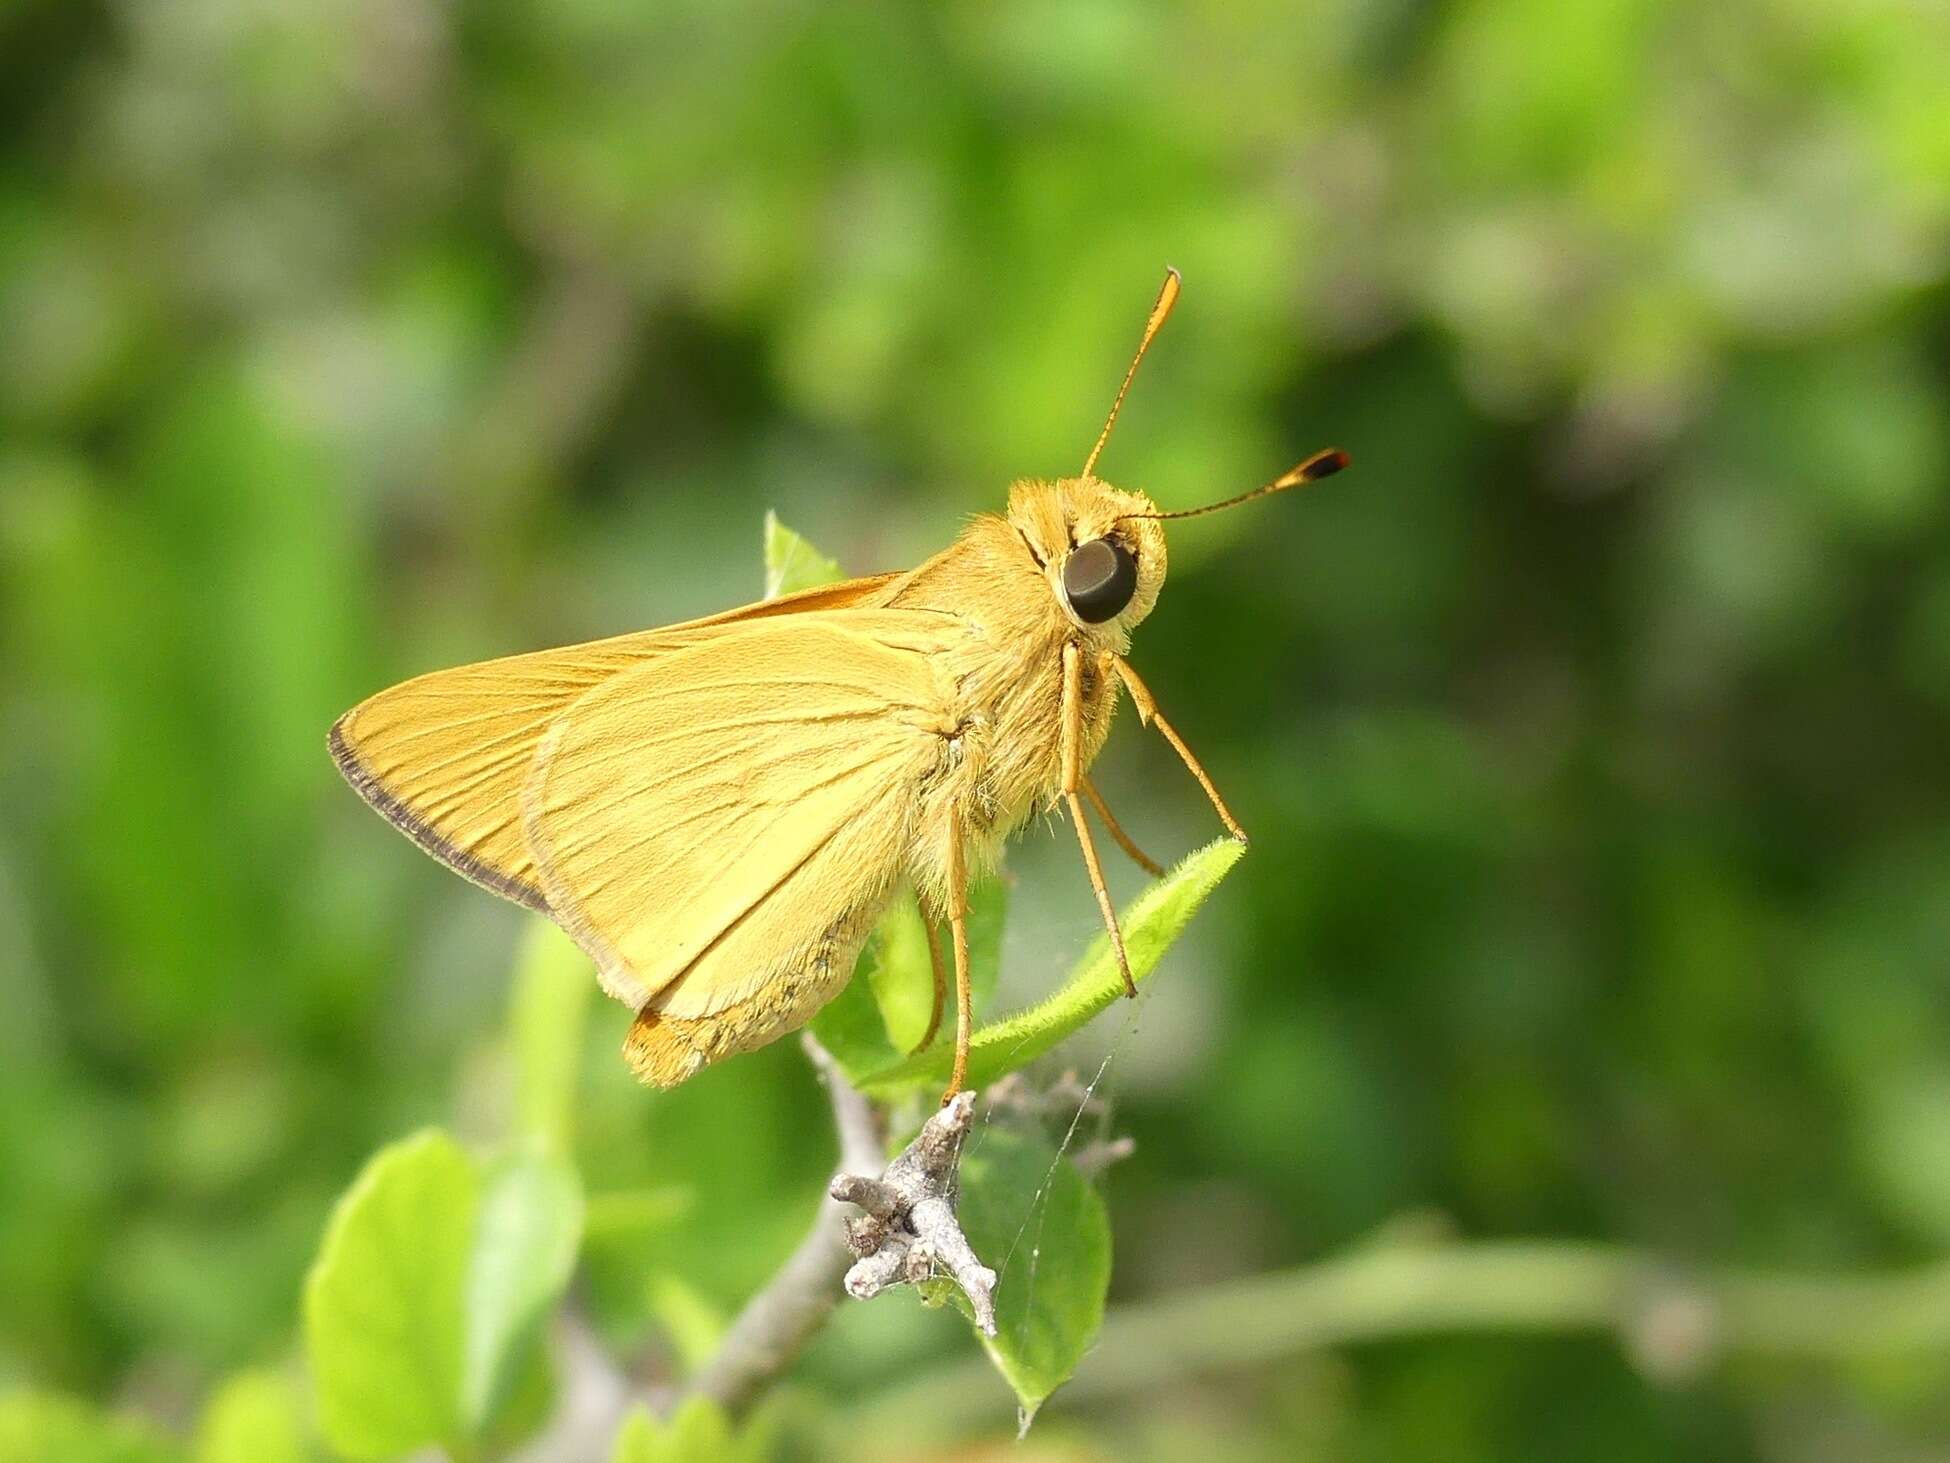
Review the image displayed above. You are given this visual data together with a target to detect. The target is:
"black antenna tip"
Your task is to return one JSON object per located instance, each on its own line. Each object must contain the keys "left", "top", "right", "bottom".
{"left": 1301, "top": 448, "right": 1350, "bottom": 482}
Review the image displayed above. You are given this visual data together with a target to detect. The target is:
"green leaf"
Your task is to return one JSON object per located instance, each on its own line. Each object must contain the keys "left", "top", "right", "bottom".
{"left": 582, "top": 1186, "right": 694, "bottom": 1244}
{"left": 304, "top": 1132, "right": 584, "bottom": 1459}
{"left": 644, "top": 1272, "right": 728, "bottom": 1374}
{"left": 610, "top": 1397, "right": 735, "bottom": 1463}
{"left": 954, "top": 1127, "right": 1112, "bottom": 1418}
{"left": 0, "top": 1393, "right": 182, "bottom": 1463}
{"left": 964, "top": 872, "right": 1009, "bottom": 1008}
{"left": 462, "top": 1153, "right": 584, "bottom": 1434}
{"left": 478, "top": 1338, "right": 557, "bottom": 1457}
{"left": 193, "top": 1372, "right": 306, "bottom": 1463}
{"left": 304, "top": 1130, "right": 478, "bottom": 1460}
{"left": 855, "top": 838, "right": 1244, "bottom": 1093}
{"left": 762, "top": 511, "right": 844, "bottom": 598}
{"left": 806, "top": 944, "right": 901, "bottom": 1079}
{"left": 509, "top": 920, "right": 593, "bottom": 1156}
{"left": 813, "top": 876, "right": 1009, "bottom": 1084}
{"left": 864, "top": 896, "right": 939, "bottom": 1052}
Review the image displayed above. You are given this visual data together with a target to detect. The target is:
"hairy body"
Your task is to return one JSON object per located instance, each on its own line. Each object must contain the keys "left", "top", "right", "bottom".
{"left": 331, "top": 476, "right": 1174, "bottom": 1091}
{"left": 331, "top": 269, "right": 1341, "bottom": 1099}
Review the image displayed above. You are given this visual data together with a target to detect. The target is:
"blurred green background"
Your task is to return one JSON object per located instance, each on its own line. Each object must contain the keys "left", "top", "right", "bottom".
{"left": 5, "top": 0, "right": 1950, "bottom": 1458}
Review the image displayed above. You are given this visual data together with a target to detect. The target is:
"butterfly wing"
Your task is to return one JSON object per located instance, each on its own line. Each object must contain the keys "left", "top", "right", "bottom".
{"left": 329, "top": 572, "right": 904, "bottom": 910}
{"left": 521, "top": 611, "right": 961, "bottom": 1083}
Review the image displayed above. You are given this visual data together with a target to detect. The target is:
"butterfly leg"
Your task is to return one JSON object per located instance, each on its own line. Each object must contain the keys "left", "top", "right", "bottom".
{"left": 1111, "top": 655, "right": 1247, "bottom": 843}
{"left": 1063, "top": 643, "right": 1137, "bottom": 998}
{"left": 1082, "top": 775, "right": 1165, "bottom": 877}
{"left": 943, "top": 816, "right": 975, "bottom": 1103}
{"left": 911, "top": 890, "right": 947, "bottom": 1055}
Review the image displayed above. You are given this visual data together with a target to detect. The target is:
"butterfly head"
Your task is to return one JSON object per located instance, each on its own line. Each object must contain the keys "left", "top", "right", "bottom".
{"left": 1007, "top": 267, "right": 1349, "bottom": 641}
{"left": 1007, "top": 447, "right": 1350, "bottom": 640}
{"left": 1009, "top": 477, "right": 1169, "bottom": 638}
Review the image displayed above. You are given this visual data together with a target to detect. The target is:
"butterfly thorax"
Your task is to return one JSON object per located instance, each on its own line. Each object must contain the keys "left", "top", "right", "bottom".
{"left": 883, "top": 482, "right": 1164, "bottom": 882}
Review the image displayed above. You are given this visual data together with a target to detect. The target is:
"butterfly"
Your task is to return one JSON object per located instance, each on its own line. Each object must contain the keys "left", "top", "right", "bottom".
{"left": 331, "top": 269, "right": 1346, "bottom": 1100}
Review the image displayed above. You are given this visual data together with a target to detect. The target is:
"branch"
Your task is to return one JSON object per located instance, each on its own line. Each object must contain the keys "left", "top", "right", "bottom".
{"left": 683, "top": 1036, "right": 887, "bottom": 1415}
{"left": 857, "top": 1238, "right": 1950, "bottom": 1436}
{"left": 510, "top": 1312, "right": 644, "bottom": 1463}
{"left": 831, "top": 1090, "right": 997, "bottom": 1335}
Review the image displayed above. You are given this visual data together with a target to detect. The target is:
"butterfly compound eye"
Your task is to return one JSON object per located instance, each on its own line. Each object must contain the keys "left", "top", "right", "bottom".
{"left": 1062, "top": 538, "right": 1138, "bottom": 624}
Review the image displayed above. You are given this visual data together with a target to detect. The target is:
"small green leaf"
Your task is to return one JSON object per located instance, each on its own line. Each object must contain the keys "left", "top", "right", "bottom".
{"left": 193, "top": 1372, "right": 306, "bottom": 1463}
{"left": 955, "top": 1127, "right": 1111, "bottom": 1417}
{"left": 462, "top": 1154, "right": 584, "bottom": 1434}
{"left": 509, "top": 920, "right": 593, "bottom": 1156}
{"left": 0, "top": 1392, "right": 182, "bottom": 1463}
{"left": 582, "top": 1186, "right": 694, "bottom": 1243}
{"left": 856, "top": 838, "right": 1244, "bottom": 1093}
{"left": 645, "top": 1272, "right": 728, "bottom": 1374}
{"left": 304, "top": 1133, "right": 584, "bottom": 1459}
{"left": 304, "top": 1130, "right": 478, "bottom": 1460}
{"left": 610, "top": 1396, "right": 736, "bottom": 1463}
{"left": 964, "top": 872, "right": 1009, "bottom": 1008}
{"left": 479, "top": 1339, "right": 557, "bottom": 1456}
{"left": 813, "top": 876, "right": 1009, "bottom": 1084}
{"left": 807, "top": 943, "right": 901, "bottom": 1078}
{"left": 762, "top": 511, "right": 844, "bottom": 598}
{"left": 864, "top": 896, "right": 938, "bottom": 1052}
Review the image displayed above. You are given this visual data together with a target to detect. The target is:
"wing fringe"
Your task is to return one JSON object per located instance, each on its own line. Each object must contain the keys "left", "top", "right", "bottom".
{"left": 329, "top": 714, "right": 551, "bottom": 912}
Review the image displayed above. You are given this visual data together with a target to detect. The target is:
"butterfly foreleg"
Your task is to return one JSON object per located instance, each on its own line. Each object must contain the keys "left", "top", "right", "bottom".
{"left": 1081, "top": 775, "right": 1164, "bottom": 877}
{"left": 1062, "top": 642, "right": 1137, "bottom": 998}
{"left": 1110, "top": 655, "right": 1247, "bottom": 843}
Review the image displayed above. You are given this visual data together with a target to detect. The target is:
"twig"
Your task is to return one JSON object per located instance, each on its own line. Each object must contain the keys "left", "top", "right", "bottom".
{"left": 684, "top": 1036, "right": 887, "bottom": 1415}
{"left": 509, "top": 1312, "right": 644, "bottom": 1463}
{"left": 1068, "top": 1135, "right": 1135, "bottom": 1177}
{"left": 832, "top": 1091, "right": 997, "bottom": 1335}
{"left": 856, "top": 1239, "right": 1950, "bottom": 1436}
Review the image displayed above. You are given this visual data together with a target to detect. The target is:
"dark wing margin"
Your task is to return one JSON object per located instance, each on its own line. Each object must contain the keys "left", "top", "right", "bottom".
{"left": 328, "top": 714, "right": 552, "bottom": 912}
{"left": 326, "top": 569, "right": 911, "bottom": 917}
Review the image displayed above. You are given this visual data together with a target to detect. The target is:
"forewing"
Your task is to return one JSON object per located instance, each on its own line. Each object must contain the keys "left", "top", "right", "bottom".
{"left": 522, "top": 612, "right": 959, "bottom": 1021}
{"left": 329, "top": 572, "right": 904, "bottom": 910}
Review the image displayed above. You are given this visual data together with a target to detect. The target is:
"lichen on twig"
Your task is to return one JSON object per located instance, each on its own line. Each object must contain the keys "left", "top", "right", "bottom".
{"left": 831, "top": 1090, "right": 999, "bottom": 1336}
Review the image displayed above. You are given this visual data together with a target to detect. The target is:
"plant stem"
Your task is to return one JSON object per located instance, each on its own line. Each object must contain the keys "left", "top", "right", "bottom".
{"left": 683, "top": 1037, "right": 887, "bottom": 1416}
{"left": 856, "top": 1239, "right": 1950, "bottom": 1435}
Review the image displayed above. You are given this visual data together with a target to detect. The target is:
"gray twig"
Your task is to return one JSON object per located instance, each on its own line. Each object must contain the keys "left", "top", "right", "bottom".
{"left": 575, "top": 1037, "right": 1000, "bottom": 1434}
{"left": 684, "top": 1035, "right": 887, "bottom": 1415}
{"left": 832, "top": 1090, "right": 998, "bottom": 1336}
{"left": 1069, "top": 1135, "right": 1136, "bottom": 1177}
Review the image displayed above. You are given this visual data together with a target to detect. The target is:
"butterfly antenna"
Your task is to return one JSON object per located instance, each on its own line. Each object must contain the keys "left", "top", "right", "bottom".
{"left": 1120, "top": 447, "right": 1350, "bottom": 522}
{"left": 1080, "top": 267, "right": 1182, "bottom": 482}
